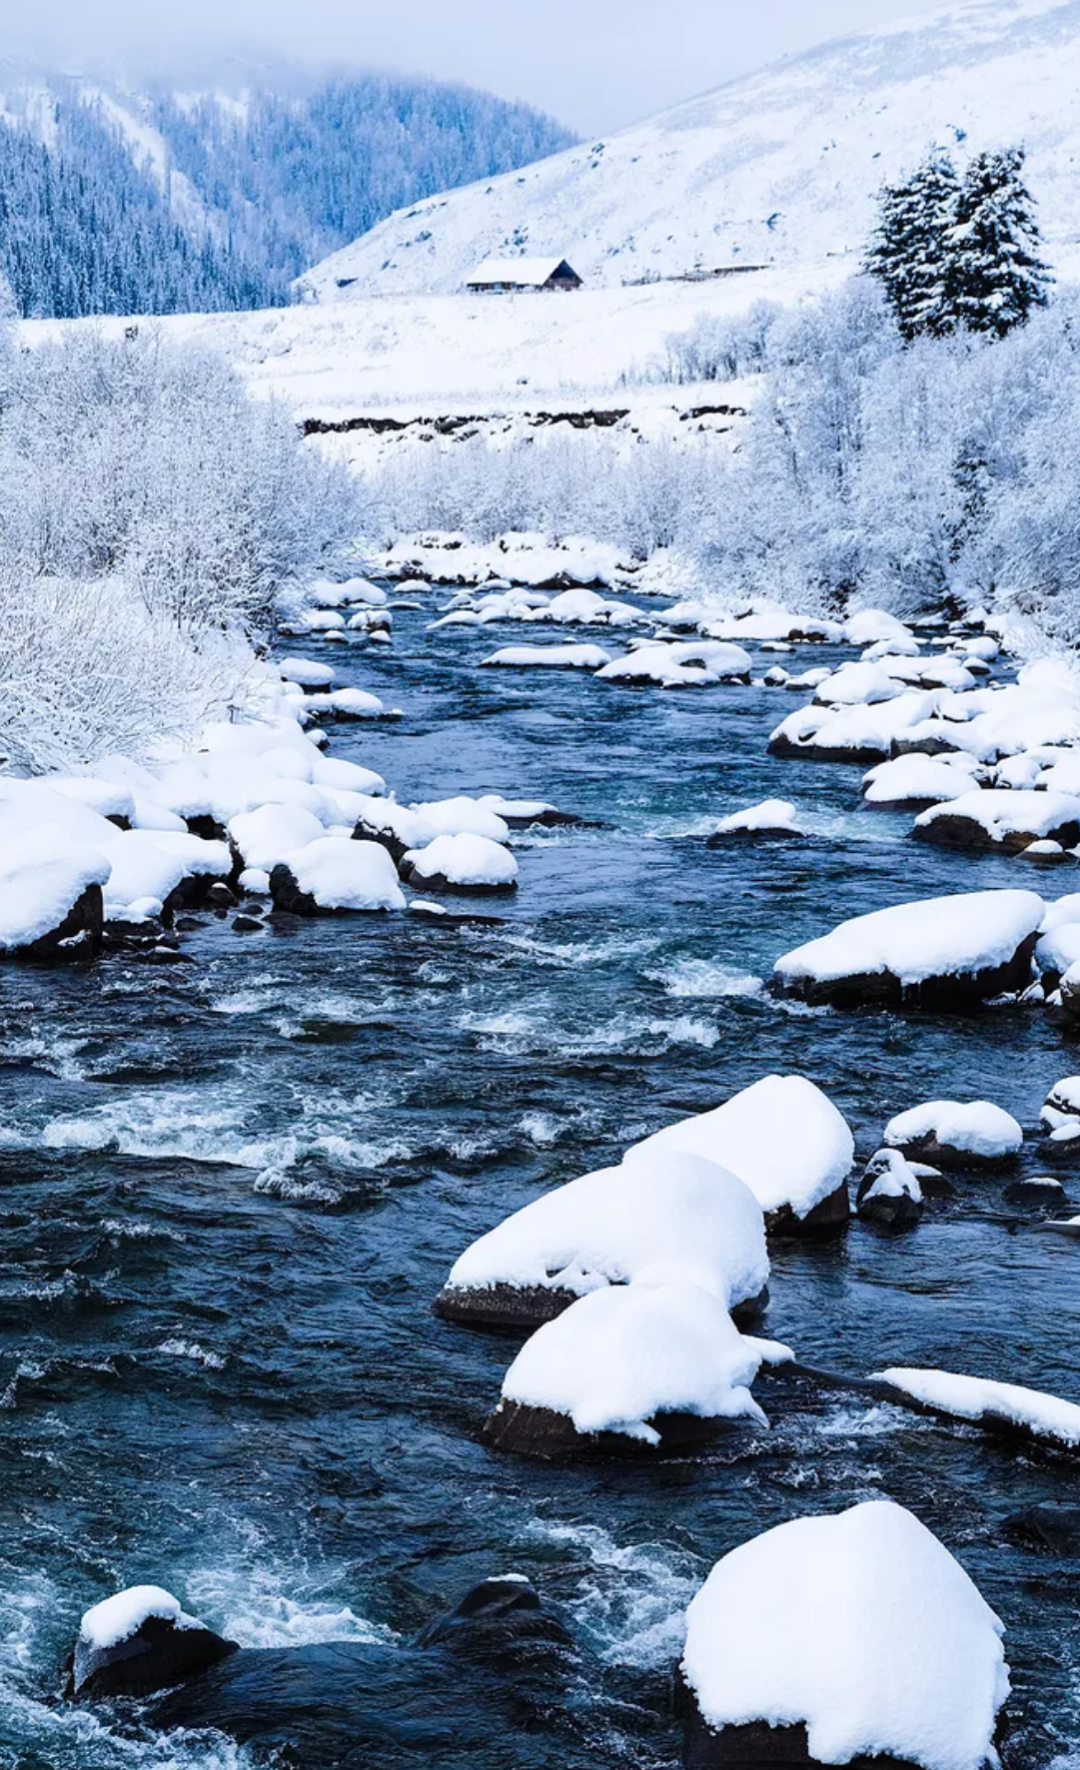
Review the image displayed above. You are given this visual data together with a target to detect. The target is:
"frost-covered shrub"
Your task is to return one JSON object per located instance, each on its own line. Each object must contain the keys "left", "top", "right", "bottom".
{"left": 0, "top": 326, "right": 363, "bottom": 628}
{"left": 657, "top": 301, "right": 782, "bottom": 384}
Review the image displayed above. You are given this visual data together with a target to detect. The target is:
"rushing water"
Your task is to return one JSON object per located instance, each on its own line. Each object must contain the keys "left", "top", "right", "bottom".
{"left": 3, "top": 597, "right": 1080, "bottom": 1769}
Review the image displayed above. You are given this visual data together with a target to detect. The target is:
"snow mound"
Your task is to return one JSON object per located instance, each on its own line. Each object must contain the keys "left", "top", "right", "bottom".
{"left": 680, "top": 1499, "right": 1008, "bottom": 1770}
{"left": 884, "top": 1101, "right": 1023, "bottom": 1162}
{"left": 915, "top": 790, "right": 1080, "bottom": 849}
{"left": 711, "top": 799, "right": 801, "bottom": 836}
{"left": 877, "top": 1367, "right": 1080, "bottom": 1450}
{"left": 770, "top": 691, "right": 937, "bottom": 762}
{"left": 628, "top": 1074, "right": 854, "bottom": 1222}
{"left": 774, "top": 889, "right": 1044, "bottom": 1000}
{"left": 444, "top": 1148, "right": 769, "bottom": 1313}
{"left": 0, "top": 826, "right": 110, "bottom": 951}
{"left": 498, "top": 1284, "right": 777, "bottom": 1445}
{"left": 80, "top": 1586, "right": 196, "bottom": 1651}
{"left": 279, "top": 656, "right": 336, "bottom": 689}
{"left": 480, "top": 643, "right": 612, "bottom": 669}
{"left": 862, "top": 755, "right": 979, "bottom": 806}
{"left": 229, "top": 805, "right": 327, "bottom": 871}
{"left": 281, "top": 838, "right": 406, "bottom": 911}
{"left": 813, "top": 662, "right": 903, "bottom": 707}
{"left": 597, "top": 640, "right": 751, "bottom": 689}
{"left": 405, "top": 833, "right": 518, "bottom": 888}
{"left": 410, "top": 796, "right": 509, "bottom": 842}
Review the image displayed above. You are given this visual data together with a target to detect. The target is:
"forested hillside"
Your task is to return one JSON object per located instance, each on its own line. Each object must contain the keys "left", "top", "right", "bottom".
{"left": 0, "top": 73, "right": 574, "bottom": 317}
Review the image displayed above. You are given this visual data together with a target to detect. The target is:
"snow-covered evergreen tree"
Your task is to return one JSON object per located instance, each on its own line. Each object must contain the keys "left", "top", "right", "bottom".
{"left": 865, "top": 152, "right": 961, "bottom": 340}
{"left": 947, "top": 147, "right": 1052, "bottom": 336}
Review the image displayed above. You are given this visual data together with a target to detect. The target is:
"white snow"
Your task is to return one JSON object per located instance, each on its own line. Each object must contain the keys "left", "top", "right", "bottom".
{"left": 444, "top": 1147, "right": 769, "bottom": 1313}
{"left": 279, "top": 657, "right": 336, "bottom": 689}
{"left": 480, "top": 643, "right": 612, "bottom": 670}
{"left": 862, "top": 1148, "right": 924, "bottom": 1205}
{"left": 712, "top": 800, "right": 801, "bottom": 835}
{"left": 862, "top": 755, "right": 980, "bottom": 806}
{"left": 498, "top": 1283, "right": 779, "bottom": 1444}
{"left": 774, "top": 890, "right": 1045, "bottom": 989}
{"left": 883, "top": 1101, "right": 1023, "bottom": 1160}
{"left": 680, "top": 1500, "right": 1008, "bottom": 1770}
{"left": 915, "top": 790, "right": 1080, "bottom": 844}
{"left": 404, "top": 832, "right": 519, "bottom": 887}
{"left": 0, "top": 825, "right": 110, "bottom": 950}
{"left": 229, "top": 805, "right": 327, "bottom": 871}
{"left": 79, "top": 1585, "right": 199, "bottom": 1651}
{"left": 597, "top": 640, "right": 751, "bottom": 689}
{"left": 770, "top": 691, "right": 937, "bottom": 759}
{"left": 281, "top": 838, "right": 406, "bottom": 911}
{"left": 813, "top": 662, "right": 903, "bottom": 707}
{"left": 877, "top": 1367, "right": 1080, "bottom": 1449}
{"left": 628, "top": 1074, "right": 854, "bottom": 1220}
{"left": 410, "top": 796, "right": 509, "bottom": 842}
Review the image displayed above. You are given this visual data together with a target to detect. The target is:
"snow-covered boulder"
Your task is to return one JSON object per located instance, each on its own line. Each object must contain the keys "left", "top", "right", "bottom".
{"left": 678, "top": 1500, "right": 1009, "bottom": 1770}
{"left": 434, "top": 1149, "right": 769, "bottom": 1330}
{"left": 477, "top": 794, "right": 584, "bottom": 829}
{"left": 883, "top": 1101, "right": 1022, "bottom": 1169}
{"left": 861, "top": 755, "right": 980, "bottom": 807}
{"left": 597, "top": 640, "right": 751, "bottom": 689}
{"left": 627, "top": 1075, "right": 854, "bottom": 1233}
{"left": 228, "top": 805, "right": 327, "bottom": 873}
{"left": 410, "top": 796, "right": 510, "bottom": 843}
{"left": 856, "top": 1149, "right": 924, "bottom": 1231}
{"left": 350, "top": 796, "right": 436, "bottom": 864}
{"left": 704, "top": 608, "right": 844, "bottom": 645}
{"left": 402, "top": 833, "right": 518, "bottom": 894}
{"left": 1040, "top": 1076, "right": 1080, "bottom": 1140}
{"left": 875, "top": 1367, "right": 1080, "bottom": 1453}
{"left": 844, "top": 610, "right": 918, "bottom": 650}
{"left": 480, "top": 643, "right": 612, "bottom": 670}
{"left": 303, "top": 687, "right": 390, "bottom": 720}
{"left": 269, "top": 838, "right": 406, "bottom": 914}
{"left": 914, "top": 789, "right": 1080, "bottom": 853}
{"left": 279, "top": 656, "right": 336, "bottom": 689}
{"left": 482, "top": 1284, "right": 784, "bottom": 1457}
{"left": 813, "top": 662, "right": 903, "bottom": 707}
{"left": 772, "top": 889, "right": 1044, "bottom": 1010}
{"left": 71, "top": 1585, "right": 237, "bottom": 1701}
{"left": 707, "top": 799, "right": 803, "bottom": 843}
{"left": 0, "top": 825, "right": 109, "bottom": 959}
{"left": 769, "top": 692, "right": 937, "bottom": 764}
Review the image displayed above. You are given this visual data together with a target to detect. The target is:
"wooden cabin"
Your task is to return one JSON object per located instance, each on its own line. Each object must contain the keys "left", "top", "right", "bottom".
{"left": 465, "top": 257, "right": 583, "bottom": 293}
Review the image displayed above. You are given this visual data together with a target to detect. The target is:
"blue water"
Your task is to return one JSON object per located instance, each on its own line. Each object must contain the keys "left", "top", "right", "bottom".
{"left": 2, "top": 600, "right": 1079, "bottom": 1768}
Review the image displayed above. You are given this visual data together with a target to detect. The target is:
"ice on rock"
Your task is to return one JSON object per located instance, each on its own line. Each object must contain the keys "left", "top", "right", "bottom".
{"left": 884, "top": 1100, "right": 1022, "bottom": 1166}
{"left": 480, "top": 643, "right": 612, "bottom": 669}
{"left": 876, "top": 1367, "right": 1080, "bottom": 1450}
{"left": 914, "top": 789, "right": 1080, "bottom": 852}
{"left": 680, "top": 1500, "right": 1009, "bottom": 1770}
{"left": 628, "top": 1075, "right": 854, "bottom": 1227}
{"left": 492, "top": 1284, "right": 781, "bottom": 1446}
{"left": 277, "top": 838, "right": 406, "bottom": 911}
{"left": 403, "top": 832, "right": 519, "bottom": 890}
{"left": 773, "top": 889, "right": 1045, "bottom": 1009}
{"left": 439, "top": 1148, "right": 769, "bottom": 1324}
{"left": 862, "top": 755, "right": 979, "bottom": 806}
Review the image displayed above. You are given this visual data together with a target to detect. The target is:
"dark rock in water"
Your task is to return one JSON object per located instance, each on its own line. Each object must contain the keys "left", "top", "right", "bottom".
{"left": 1004, "top": 1177, "right": 1066, "bottom": 1206}
{"left": 771, "top": 935, "right": 1037, "bottom": 1011}
{"left": 706, "top": 828, "right": 807, "bottom": 848}
{"left": 72, "top": 1611, "right": 238, "bottom": 1701}
{"left": 207, "top": 882, "right": 238, "bottom": 909}
{"left": 766, "top": 1182, "right": 850, "bottom": 1238}
{"left": 269, "top": 864, "right": 320, "bottom": 916}
{"left": 399, "top": 863, "right": 517, "bottom": 896}
{"left": 767, "top": 733, "right": 890, "bottom": 766}
{"left": 14, "top": 883, "right": 104, "bottom": 962}
{"left": 434, "top": 1280, "right": 768, "bottom": 1334}
{"left": 855, "top": 1151, "right": 924, "bottom": 1231}
{"left": 481, "top": 1399, "right": 750, "bottom": 1460}
{"left": 232, "top": 915, "right": 264, "bottom": 933}
{"left": 887, "top": 1132, "right": 1017, "bottom": 1172}
{"left": 914, "top": 811, "right": 1080, "bottom": 854}
{"left": 413, "top": 1576, "right": 572, "bottom": 1655}
{"left": 1002, "top": 1505, "right": 1080, "bottom": 1555}
{"left": 142, "top": 1578, "right": 578, "bottom": 1766}
{"left": 185, "top": 815, "right": 227, "bottom": 841}
{"left": 676, "top": 1672, "right": 921, "bottom": 1769}
{"left": 353, "top": 817, "right": 410, "bottom": 865}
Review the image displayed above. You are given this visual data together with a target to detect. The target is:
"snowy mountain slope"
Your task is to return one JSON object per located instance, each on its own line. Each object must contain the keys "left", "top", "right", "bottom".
{"left": 299, "top": 0, "right": 1080, "bottom": 299}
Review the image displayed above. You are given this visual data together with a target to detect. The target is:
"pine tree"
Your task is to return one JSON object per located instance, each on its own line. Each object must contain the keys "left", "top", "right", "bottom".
{"left": 865, "top": 151, "right": 961, "bottom": 340}
{"left": 946, "top": 146, "right": 1052, "bottom": 336}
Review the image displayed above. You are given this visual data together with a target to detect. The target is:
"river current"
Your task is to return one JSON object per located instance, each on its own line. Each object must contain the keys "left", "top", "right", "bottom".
{"left": 2, "top": 597, "right": 1079, "bottom": 1769}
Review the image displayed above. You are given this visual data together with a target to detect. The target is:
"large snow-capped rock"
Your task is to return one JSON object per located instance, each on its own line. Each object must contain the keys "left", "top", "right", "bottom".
{"left": 773, "top": 889, "right": 1044, "bottom": 1009}
{"left": 679, "top": 1500, "right": 1009, "bottom": 1770}
{"left": 72, "top": 1585, "right": 237, "bottom": 1701}
{"left": 914, "top": 789, "right": 1080, "bottom": 853}
{"left": 434, "top": 1148, "right": 769, "bottom": 1329}
{"left": 482, "top": 1284, "right": 784, "bottom": 1457}
{"left": 627, "top": 1075, "right": 854, "bottom": 1231}
{"left": 883, "top": 1100, "right": 1023, "bottom": 1168}
{"left": 297, "top": 0, "right": 1080, "bottom": 303}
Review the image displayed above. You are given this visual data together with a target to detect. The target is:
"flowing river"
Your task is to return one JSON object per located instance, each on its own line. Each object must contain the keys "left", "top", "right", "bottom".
{"left": 2, "top": 594, "right": 1079, "bottom": 1769}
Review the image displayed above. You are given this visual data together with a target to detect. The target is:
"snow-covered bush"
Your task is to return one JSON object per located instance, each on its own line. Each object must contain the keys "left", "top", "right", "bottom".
{"left": 656, "top": 300, "right": 782, "bottom": 384}
{"left": 0, "top": 324, "right": 364, "bottom": 772}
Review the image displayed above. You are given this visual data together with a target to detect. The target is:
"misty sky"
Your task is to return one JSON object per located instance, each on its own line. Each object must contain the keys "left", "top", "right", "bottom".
{"left": 6, "top": 0, "right": 930, "bottom": 131}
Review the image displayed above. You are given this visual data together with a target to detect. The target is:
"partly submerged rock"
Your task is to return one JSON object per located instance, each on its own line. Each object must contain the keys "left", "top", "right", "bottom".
{"left": 678, "top": 1500, "right": 1009, "bottom": 1770}
{"left": 772, "top": 889, "right": 1043, "bottom": 1011}
{"left": 913, "top": 789, "right": 1080, "bottom": 854}
{"left": 883, "top": 1100, "right": 1022, "bottom": 1169}
{"left": 401, "top": 833, "right": 518, "bottom": 894}
{"left": 70, "top": 1585, "right": 238, "bottom": 1700}
{"left": 482, "top": 1284, "right": 785, "bottom": 1460}
{"left": 856, "top": 1150, "right": 924, "bottom": 1231}
{"left": 1002, "top": 1504, "right": 1080, "bottom": 1555}
{"left": 269, "top": 839, "right": 406, "bottom": 914}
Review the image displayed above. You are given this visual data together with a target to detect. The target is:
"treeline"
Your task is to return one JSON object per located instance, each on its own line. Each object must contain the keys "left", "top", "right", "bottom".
{"left": 0, "top": 75, "right": 574, "bottom": 318}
